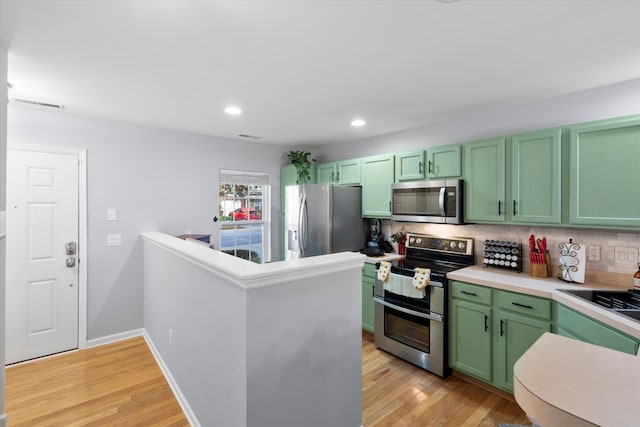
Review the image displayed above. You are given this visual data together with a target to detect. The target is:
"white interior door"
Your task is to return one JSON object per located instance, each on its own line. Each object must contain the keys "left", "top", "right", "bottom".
{"left": 5, "top": 148, "right": 79, "bottom": 364}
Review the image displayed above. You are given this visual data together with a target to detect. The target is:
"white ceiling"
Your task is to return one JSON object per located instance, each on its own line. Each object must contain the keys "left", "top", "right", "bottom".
{"left": 1, "top": 0, "right": 639, "bottom": 147}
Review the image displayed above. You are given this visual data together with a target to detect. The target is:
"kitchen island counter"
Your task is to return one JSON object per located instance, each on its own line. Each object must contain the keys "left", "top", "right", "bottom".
{"left": 514, "top": 332, "right": 640, "bottom": 426}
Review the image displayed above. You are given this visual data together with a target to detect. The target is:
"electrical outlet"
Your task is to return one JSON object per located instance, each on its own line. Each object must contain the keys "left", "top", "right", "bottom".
{"left": 614, "top": 247, "right": 639, "bottom": 266}
{"left": 588, "top": 245, "right": 600, "bottom": 261}
{"left": 107, "top": 234, "right": 122, "bottom": 246}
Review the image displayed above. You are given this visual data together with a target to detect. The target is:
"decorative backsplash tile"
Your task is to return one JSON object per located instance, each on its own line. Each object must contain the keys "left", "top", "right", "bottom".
{"left": 383, "top": 221, "right": 640, "bottom": 286}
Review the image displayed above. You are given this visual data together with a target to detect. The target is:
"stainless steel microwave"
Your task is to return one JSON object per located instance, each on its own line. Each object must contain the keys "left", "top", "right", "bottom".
{"left": 391, "top": 179, "right": 464, "bottom": 224}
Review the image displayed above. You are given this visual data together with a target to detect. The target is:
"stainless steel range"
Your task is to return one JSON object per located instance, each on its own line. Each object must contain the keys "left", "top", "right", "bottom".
{"left": 374, "top": 233, "right": 474, "bottom": 377}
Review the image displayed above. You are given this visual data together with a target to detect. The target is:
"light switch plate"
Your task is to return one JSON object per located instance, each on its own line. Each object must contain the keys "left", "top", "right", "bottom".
{"left": 107, "top": 234, "right": 122, "bottom": 246}
{"left": 614, "top": 247, "right": 639, "bottom": 266}
{"left": 107, "top": 208, "right": 117, "bottom": 221}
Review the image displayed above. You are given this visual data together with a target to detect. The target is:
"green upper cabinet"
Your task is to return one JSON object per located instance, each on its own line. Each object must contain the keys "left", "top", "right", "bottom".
{"left": 427, "top": 144, "right": 462, "bottom": 179}
{"left": 336, "top": 158, "right": 361, "bottom": 185}
{"left": 316, "top": 159, "right": 361, "bottom": 185}
{"left": 569, "top": 117, "right": 640, "bottom": 228}
{"left": 316, "top": 162, "right": 336, "bottom": 183}
{"left": 464, "top": 137, "right": 506, "bottom": 223}
{"left": 281, "top": 164, "right": 298, "bottom": 187}
{"left": 510, "top": 129, "right": 562, "bottom": 224}
{"left": 362, "top": 154, "right": 395, "bottom": 218}
{"left": 395, "top": 150, "right": 425, "bottom": 181}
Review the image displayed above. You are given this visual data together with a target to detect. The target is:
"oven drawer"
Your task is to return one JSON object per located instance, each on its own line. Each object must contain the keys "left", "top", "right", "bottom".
{"left": 450, "top": 281, "right": 492, "bottom": 305}
{"left": 497, "top": 290, "right": 551, "bottom": 320}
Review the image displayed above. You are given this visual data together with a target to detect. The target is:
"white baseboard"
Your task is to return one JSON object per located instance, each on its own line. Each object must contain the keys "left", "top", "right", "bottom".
{"left": 0, "top": 413, "right": 7, "bottom": 427}
{"left": 142, "top": 330, "right": 200, "bottom": 427}
{"left": 86, "top": 328, "right": 144, "bottom": 348}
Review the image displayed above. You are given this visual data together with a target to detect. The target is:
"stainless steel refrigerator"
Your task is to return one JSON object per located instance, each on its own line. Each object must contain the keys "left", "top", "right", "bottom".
{"left": 284, "top": 183, "right": 366, "bottom": 260}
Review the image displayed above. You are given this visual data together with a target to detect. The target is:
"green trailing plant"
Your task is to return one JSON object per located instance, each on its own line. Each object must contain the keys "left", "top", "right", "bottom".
{"left": 287, "top": 150, "right": 316, "bottom": 184}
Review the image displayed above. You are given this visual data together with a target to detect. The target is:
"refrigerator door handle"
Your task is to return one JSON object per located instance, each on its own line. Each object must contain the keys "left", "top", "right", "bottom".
{"left": 298, "top": 192, "right": 308, "bottom": 257}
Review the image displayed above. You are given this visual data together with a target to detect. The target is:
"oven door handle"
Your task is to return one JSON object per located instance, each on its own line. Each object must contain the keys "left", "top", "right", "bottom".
{"left": 374, "top": 297, "right": 444, "bottom": 322}
{"left": 384, "top": 272, "right": 444, "bottom": 289}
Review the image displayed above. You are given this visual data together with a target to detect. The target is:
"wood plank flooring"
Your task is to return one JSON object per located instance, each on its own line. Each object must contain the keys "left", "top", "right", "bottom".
{"left": 5, "top": 336, "right": 189, "bottom": 426}
{"left": 362, "top": 331, "right": 530, "bottom": 426}
{"left": 6, "top": 333, "right": 530, "bottom": 426}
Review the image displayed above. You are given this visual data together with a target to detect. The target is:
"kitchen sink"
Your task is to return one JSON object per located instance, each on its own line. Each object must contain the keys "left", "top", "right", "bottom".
{"left": 558, "top": 288, "right": 640, "bottom": 323}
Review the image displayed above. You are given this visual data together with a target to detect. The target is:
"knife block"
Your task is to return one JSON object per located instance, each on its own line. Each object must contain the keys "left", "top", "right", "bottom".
{"left": 530, "top": 251, "right": 551, "bottom": 278}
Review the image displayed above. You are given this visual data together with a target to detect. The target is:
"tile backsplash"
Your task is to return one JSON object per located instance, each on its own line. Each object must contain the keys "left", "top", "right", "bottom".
{"left": 382, "top": 221, "right": 640, "bottom": 287}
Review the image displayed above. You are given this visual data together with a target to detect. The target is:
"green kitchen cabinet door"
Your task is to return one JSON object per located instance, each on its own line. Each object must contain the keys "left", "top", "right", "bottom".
{"left": 362, "top": 154, "right": 395, "bottom": 218}
{"left": 427, "top": 144, "right": 462, "bottom": 179}
{"left": 336, "top": 159, "right": 361, "bottom": 185}
{"left": 510, "top": 129, "right": 562, "bottom": 224}
{"left": 316, "top": 162, "right": 336, "bottom": 183}
{"left": 395, "top": 150, "right": 426, "bottom": 181}
{"left": 361, "top": 275, "right": 376, "bottom": 333}
{"left": 569, "top": 117, "right": 640, "bottom": 228}
{"left": 464, "top": 138, "right": 506, "bottom": 223}
{"left": 450, "top": 299, "right": 492, "bottom": 382}
{"left": 555, "top": 304, "right": 640, "bottom": 355}
{"left": 495, "top": 311, "right": 550, "bottom": 393}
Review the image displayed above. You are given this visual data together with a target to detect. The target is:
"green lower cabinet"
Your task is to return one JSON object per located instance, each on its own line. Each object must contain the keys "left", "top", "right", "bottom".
{"left": 495, "top": 311, "right": 551, "bottom": 392}
{"left": 449, "top": 281, "right": 552, "bottom": 393}
{"left": 450, "top": 299, "right": 492, "bottom": 382}
{"left": 362, "top": 263, "right": 377, "bottom": 333}
{"left": 555, "top": 303, "right": 640, "bottom": 355}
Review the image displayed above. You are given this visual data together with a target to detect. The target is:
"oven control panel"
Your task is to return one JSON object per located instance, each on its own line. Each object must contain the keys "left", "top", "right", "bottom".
{"left": 406, "top": 234, "right": 474, "bottom": 256}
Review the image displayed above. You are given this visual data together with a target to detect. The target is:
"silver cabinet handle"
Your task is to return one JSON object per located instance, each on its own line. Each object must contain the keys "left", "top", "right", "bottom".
{"left": 373, "top": 297, "right": 443, "bottom": 322}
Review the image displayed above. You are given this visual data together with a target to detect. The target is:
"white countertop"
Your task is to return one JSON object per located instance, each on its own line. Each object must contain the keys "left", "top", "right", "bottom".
{"left": 448, "top": 265, "right": 640, "bottom": 340}
{"left": 142, "top": 232, "right": 366, "bottom": 289}
{"left": 364, "top": 253, "right": 405, "bottom": 264}
{"left": 514, "top": 332, "right": 640, "bottom": 427}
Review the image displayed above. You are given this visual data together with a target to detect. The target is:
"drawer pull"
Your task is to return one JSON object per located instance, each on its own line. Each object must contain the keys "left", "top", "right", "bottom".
{"left": 512, "top": 302, "right": 534, "bottom": 310}
{"left": 461, "top": 290, "right": 478, "bottom": 297}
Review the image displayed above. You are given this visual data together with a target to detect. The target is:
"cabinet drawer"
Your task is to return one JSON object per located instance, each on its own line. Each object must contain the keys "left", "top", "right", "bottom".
{"left": 498, "top": 291, "right": 551, "bottom": 320}
{"left": 362, "top": 263, "right": 376, "bottom": 279}
{"left": 556, "top": 304, "right": 639, "bottom": 355}
{"left": 450, "top": 281, "right": 492, "bottom": 305}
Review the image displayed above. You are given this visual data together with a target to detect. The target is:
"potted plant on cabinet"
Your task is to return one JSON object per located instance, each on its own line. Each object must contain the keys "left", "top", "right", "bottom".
{"left": 287, "top": 150, "right": 316, "bottom": 184}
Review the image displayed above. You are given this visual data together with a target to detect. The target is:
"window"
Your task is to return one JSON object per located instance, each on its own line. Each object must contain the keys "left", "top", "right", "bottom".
{"left": 218, "top": 170, "right": 270, "bottom": 264}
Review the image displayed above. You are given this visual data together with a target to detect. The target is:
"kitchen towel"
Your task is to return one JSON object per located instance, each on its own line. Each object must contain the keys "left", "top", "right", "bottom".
{"left": 377, "top": 261, "right": 391, "bottom": 282}
{"left": 559, "top": 240, "right": 586, "bottom": 283}
{"left": 413, "top": 268, "right": 431, "bottom": 290}
{"left": 384, "top": 273, "right": 426, "bottom": 299}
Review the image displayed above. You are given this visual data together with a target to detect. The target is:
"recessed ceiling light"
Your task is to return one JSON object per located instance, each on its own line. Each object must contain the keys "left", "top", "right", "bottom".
{"left": 351, "top": 119, "right": 366, "bottom": 127}
{"left": 224, "top": 106, "right": 242, "bottom": 115}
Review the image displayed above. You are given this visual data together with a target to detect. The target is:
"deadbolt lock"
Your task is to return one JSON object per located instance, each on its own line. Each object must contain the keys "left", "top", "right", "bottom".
{"left": 66, "top": 241, "right": 77, "bottom": 255}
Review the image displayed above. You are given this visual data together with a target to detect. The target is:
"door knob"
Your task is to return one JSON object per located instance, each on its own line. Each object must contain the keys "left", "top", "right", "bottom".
{"left": 66, "top": 257, "right": 76, "bottom": 267}
{"left": 66, "top": 241, "right": 77, "bottom": 255}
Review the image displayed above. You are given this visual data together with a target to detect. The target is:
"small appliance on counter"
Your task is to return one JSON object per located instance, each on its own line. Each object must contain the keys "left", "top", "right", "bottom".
{"left": 559, "top": 239, "right": 586, "bottom": 283}
{"left": 367, "top": 218, "right": 382, "bottom": 248}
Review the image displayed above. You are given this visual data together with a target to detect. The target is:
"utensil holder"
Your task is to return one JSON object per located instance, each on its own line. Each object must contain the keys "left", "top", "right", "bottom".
{"left": 530, "top": 251, "right": 551, "bottom": 278}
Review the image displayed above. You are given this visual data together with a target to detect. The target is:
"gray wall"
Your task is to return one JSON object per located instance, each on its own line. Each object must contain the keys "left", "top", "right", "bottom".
{"left": 7, "top": 107, "right": 288, "bottom": 340}
{"left": 316, "top": 78, "right": 640, "bottom": 162}
{"left": 0, "top": 40, "right": 8, "bottom": 427}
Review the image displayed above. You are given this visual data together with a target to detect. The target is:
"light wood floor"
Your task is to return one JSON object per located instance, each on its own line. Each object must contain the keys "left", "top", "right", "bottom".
{"left": 6, "top": 333, "right": 530, "bottom": 426}
{"left": 5, "top": 336, "right": 189, "bottom": 426}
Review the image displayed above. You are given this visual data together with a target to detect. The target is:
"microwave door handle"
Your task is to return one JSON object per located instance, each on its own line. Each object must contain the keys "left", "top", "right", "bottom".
{"left": 438, "top": 186, "right": 446, "bottom": 217}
